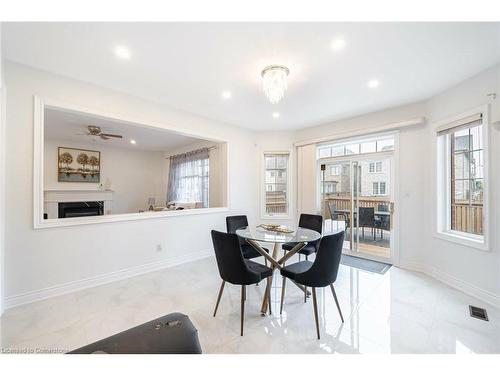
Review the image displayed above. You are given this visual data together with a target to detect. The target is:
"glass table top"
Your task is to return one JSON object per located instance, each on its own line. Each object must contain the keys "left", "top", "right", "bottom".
{"left": 235, "top": 226, "right": 321, "bottom": 243}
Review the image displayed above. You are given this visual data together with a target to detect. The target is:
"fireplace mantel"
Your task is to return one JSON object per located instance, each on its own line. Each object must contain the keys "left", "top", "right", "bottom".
{"left": 44, "top": 190, "right": 114, "bottom": 219}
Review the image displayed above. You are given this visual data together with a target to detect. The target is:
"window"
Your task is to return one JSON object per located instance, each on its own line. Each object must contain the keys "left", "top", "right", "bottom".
{"left": 330, "top": 165, "right": 340, "bottom": 175}
{"left": 263, "top": 152, "right": 289, "bottom": 216}
{"left": 317, "top": 135, "right": 395, "bottom": 159}
{"left": 167, "top": 148, "right": 210, "bottom": 208}
{"left": 376, "top": 138, "right": 395, "bottom": 152}
{"left": 369, "top": 161, "right": 382, "bottom": 173}
{"left": 372, "top": 182, "right": 386, "bottom": 196}
{"left": 322, "top": 182, "right": 337, "bottom": 194}
{"left": 437, "top": 111, "right": 487, "bottom": 246}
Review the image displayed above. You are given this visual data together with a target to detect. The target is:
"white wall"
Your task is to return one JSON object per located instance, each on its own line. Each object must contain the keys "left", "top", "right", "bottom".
{"left": 44, "top": 138, "right": 167, "bottom": 214}
{"left": 292, "top": 101, "right": 429, "bottom": 268}
{"left": 4, "top": 61, "right": 258, "bottom": 307}
{"left": 290, "top": 65, "right": 500, "bottom": 306}
{"left": 0, "top": 23, "right": 6, "bottom": 315}
{"left": 423, "top": 64, "right": 500, "bottom": 305}
{"left": 3, "top": 57, "right": 499, "bottom": 311}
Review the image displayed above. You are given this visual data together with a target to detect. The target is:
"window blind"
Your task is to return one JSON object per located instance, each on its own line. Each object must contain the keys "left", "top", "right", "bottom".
{"left": 436, "top": 113, "right": 482, "bottom": 136}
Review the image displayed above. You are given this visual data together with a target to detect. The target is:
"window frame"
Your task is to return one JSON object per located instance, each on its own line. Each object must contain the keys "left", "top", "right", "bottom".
{"left": 330, "top": 165, "right": 340, "bottom": 176}
{"left": 368, "top": 161, "right": 382, "bottom": 173}
{"left": 261, "top": 151, "right": 291, "bottom": 219}
{"left": 435, "top": 105, "right": 490, "bottom": 251}
{"left": 372, "top": 181, "right": 386, "bottom": 196}
{"left": 170, "top": 153, "right": 210, "bottom": 208}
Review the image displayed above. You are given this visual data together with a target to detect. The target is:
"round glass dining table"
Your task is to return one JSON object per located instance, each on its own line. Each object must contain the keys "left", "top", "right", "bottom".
{"left": 236, "top": 226, "right": 321, "bottom": 314}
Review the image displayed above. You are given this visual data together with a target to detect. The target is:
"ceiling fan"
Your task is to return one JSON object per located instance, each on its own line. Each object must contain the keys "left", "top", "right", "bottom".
{"left": 82, "top": 126, "right": 123, "bottom": 140}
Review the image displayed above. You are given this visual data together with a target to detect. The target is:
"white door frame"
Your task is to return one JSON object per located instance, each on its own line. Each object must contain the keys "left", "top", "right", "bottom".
{"left": 316, "top": 132, "right": 400, "bottom": 265}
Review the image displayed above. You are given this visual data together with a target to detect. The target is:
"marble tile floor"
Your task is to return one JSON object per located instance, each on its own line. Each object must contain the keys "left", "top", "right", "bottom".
{"left": 1, "top": 256, "right": 499, "bottom": 354}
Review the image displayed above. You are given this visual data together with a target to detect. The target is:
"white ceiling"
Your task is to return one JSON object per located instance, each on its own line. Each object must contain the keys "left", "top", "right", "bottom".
{"left": 4, "top": 22, "right": 500, "bottom": 131}
{"left": 44, "top": 107, "right": 203, "bottom": 152}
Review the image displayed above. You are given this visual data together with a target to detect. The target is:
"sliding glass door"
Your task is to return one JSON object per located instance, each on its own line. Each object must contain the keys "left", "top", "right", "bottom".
{"left": 320, "top": 145, "right": 394, "bottom": 262}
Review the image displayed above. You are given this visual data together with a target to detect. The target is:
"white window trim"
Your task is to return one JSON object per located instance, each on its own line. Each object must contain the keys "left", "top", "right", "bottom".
{"left": 435, "top": 104, "right": 490, "bottom": 251}
{"left": 261, "top": 151, "right": 291, "bottom": 219}
{"left": 368, "top": 161, "right": 382, "bottom": 173}
{"left": 372, "top": 181, "right": 386, "bottom": 196}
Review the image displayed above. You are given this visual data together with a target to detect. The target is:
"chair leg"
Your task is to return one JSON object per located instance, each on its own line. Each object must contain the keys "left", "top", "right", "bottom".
{"left": 213, "top": 280, "right": 225, "bottom": 317}
{"left": 330, "top": 284, "right": 344, "bottom": 323}
{"left": 241, "top": 285, "right": 246, "bottom": 336}
{"left": 280, "top": 277, "right": 286, "bottom": 315}
{"left": 264, "top": 258, "right": 268, "bottom": 267}
{"left": 305, "top": 255, "right": 308, "bottom": 261}
{"left": 312, "top": 287, "right": 320, "bottom": 340}
{"left": 267, "top": 276, "right": 272, "bottom": 315}
{"left": 304, "top": 286, "right": 307, "bottom": 303}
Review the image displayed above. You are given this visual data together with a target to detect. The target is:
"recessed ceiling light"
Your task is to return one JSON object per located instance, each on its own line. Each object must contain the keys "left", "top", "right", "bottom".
{"left": 331, "top": 38, "right": 346, "bottom": 51}
{"left": 272, "top": 112, "right": 280, "bottom": 119}
{"left": 115, "top": 45, "right": 131, "bottom": 60}
{"left": 367, "top": 79, "right": 380, "bottom": 89}
{"left": 221, "top": 91, "right": 232, "bottom": 99}
{"left": 130, "top": 139, "right": 136, "bottom": 145}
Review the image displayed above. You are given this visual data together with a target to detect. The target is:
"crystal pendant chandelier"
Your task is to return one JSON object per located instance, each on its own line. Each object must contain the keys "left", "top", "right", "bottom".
{"left": 261, "top": 65, "right": 289, "bottom": 104}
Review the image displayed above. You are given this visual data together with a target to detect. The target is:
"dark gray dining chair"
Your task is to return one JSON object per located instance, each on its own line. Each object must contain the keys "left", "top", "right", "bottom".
{"left": 211, "top": 230, "right": 273, "bottom": 336}
{"left": 226, "top": 215, "right": 269, "bottom": 263}
{"left": 280, "top": 231, "right": 345, "bottom": 339}
{"left": 358, "top": 207, "right": 376, "bottom": 240}
{"left": 282, "top": 214, "right": 323, "bottom": 260}
{"left": 375, "top": 205, "right": 391, "bottom": 240}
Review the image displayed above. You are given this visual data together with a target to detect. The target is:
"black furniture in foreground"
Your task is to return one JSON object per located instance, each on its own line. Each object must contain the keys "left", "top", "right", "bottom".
{"left": 280, "top": 231, "right": 345, "bottom": 340}
{"left": 68, "top": 312, "right": 202, "bottom": 354}
{"left": 211, "top": 230, "right": 273, "bottom": 336}
{"left": 282, "top": 213, "right": 323, "bottom": 260}
{"left": 226, "top": 215, "right": 269, "bottom": 262}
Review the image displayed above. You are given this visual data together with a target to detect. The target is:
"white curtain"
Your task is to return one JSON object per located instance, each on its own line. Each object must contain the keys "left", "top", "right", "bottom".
{"left": 167, "top": 148, "right": 209, "bottom": 207}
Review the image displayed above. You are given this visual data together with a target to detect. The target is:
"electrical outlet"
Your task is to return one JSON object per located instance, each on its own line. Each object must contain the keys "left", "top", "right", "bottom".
{"left": 156, "top": 244, "right": 163, "bottom": 252}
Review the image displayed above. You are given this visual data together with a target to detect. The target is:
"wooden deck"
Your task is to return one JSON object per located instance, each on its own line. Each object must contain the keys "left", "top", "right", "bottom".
{"left": 323, "top": 219, "right": 390, "bottom": 259}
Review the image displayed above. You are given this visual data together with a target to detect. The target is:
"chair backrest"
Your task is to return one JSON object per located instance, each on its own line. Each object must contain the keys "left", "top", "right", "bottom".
{"left": 298, "top": 213, "right": 323, "bottom": 234}
{"left": 298, "top": 213, "right": 323, "bottom": 250}
{"left": 226, "top": 215, "right": 249, "bottom": 247}
{"left": 358, "top": 207, "right": 375, "bottom": 226}
{"left": 327, "top": 203, "right": 336, "bottom": 219}
{"left": 294, "top": 231, "right": 345, "bottom": 288}
{"left": 211, "top": 230, "right": 260, "bottom": 285}
{"left": 226, "top": 215, "right": 249, "bottom": 233}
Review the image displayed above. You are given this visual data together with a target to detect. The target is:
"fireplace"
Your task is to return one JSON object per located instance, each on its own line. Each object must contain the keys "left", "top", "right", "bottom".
{"left": 58, "top": 201, "right": 104, "bottom": 218}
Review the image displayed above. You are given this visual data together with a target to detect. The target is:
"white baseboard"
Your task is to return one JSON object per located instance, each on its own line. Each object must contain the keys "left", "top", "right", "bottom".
{"left": 399, "top": 260, "right": 500, "bottom": 309}
{"left": 5, "top": 249, "right": 213, "bottom": 309}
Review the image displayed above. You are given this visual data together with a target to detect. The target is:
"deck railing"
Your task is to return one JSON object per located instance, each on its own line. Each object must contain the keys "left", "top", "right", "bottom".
{"left": 325, "top": 196, "right": 483, "bottom": 235}
{"left": 265, "top": 191, "right": 288, "bottom": 214}
{"left": 451, "top": 203, "right": 483, "bottom": 235}
{"left": 323, "top": 195, "right": 391, "bottom": 219}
